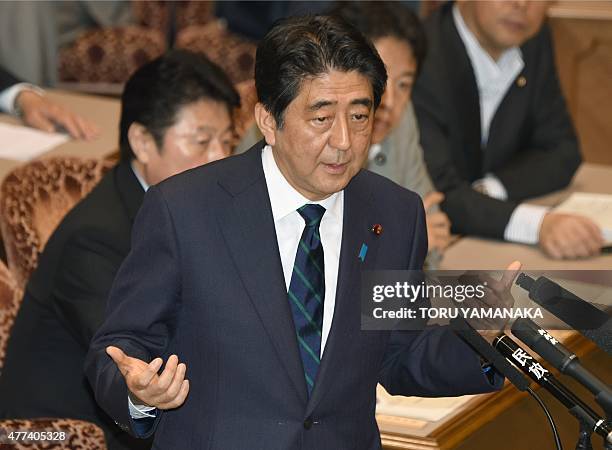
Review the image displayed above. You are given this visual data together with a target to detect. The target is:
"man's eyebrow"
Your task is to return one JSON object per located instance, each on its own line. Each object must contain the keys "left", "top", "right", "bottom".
{"left": 351, "top": 98, "right": 373, "bottom": 108}
{"left": 307, "top": 98, "right": 373, "bottom": 111}
{"left": 307, "top": 100, "right": 336, "bottom": 112}
{"left": 399, "top": 70, "right": 416, "bottom": 78}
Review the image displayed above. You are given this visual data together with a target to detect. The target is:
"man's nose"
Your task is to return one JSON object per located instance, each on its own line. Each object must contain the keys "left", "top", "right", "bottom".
{"left": 329, "top": 115, "right": 351, "bottom": 151}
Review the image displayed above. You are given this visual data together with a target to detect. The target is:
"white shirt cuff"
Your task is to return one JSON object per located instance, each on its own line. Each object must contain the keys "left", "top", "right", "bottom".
{"left": 504, "top": 203, "right": 550, "bottom": 244}
{"left": 0, "top": 82, "right": 44, "bottom": 114}
{"left": 473, "top": 173, "right": 508, "bottom": 201}
{"left": 128, "top": 395, "right": 157, "bottom": 419}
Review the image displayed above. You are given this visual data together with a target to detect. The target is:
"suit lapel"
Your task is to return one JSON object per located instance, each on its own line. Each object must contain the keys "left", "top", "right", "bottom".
{"left": 306, "top": 171, "right": 382, "bottom": 415}
{"left": 114, "top": 162, "right": 145, "bottom": 223}
{"left": 217, "top": 144, "right": 308, "bottom": 403}
{"left": 484, "top": 66, "right": 529, "bottom": 172}
{"left": 442, "top": 4, "right": 484, "bottom": 181}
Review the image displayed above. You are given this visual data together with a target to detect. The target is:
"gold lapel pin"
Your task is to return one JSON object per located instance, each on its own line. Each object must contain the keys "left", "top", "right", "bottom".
{"left": 371, "top": 224, "right": 383, "bottom": 236}
{"left": 517, "top": 76, "right": 527, "bottom": 88}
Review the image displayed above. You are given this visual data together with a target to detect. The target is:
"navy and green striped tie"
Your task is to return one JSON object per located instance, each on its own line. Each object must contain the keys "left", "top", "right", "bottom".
{"left": 288, "top": 204, "right": 326, "bottom": 395}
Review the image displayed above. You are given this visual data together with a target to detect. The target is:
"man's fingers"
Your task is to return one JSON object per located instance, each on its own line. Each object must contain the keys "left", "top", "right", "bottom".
{"left": 423, "top": 191, "right": 445, "bottom": 210}
{"left": 157, "top": 379, "right": 190, "bottom": 410}
{"left": 154, "top": 355, "right": 179, "bottom": 392}
{"left": 500, "top": 260, "right": 522, "bottom": 289}
{"left": 25, "top": 111, "right": 55, "bottom": 133}
{"left": 75, "top": 115, "right": 100, "bottom": 140}
{"left": 158, "top": 363, "right": 187, "bottom": 403}
{"left": 47, "top": 108, "right": 82, "bottom": 139}
{"left": 106, "top": 346, "right": 127, "bottom": 368}
{"left": 134, "top": 357, "right": 164, "bottom": 388}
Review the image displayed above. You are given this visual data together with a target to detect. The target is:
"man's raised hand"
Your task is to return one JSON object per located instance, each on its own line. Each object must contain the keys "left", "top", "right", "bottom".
{"left": 106, "top": 346, "right": 189, "bottom": 410}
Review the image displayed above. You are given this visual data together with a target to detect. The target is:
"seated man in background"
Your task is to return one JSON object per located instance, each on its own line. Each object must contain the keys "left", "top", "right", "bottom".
{"left": 333, "top": 1, "right": 452, "bottom": 260}
{"left": 413, "top": 1, "right": 604, "bottom": 259}
{"left": 0, "top": 65, "right": 98, "bottom": 140}
{"left": 0, "top": 50, "right": 239, "bottom": 450}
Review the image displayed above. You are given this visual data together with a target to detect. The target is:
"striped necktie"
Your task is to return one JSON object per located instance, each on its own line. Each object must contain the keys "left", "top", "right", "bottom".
{"left": 288, "top": 204, "right": 326, "bottom": 395}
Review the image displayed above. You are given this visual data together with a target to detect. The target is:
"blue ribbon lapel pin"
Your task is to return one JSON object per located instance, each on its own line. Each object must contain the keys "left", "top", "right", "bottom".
{"left": 358, "top": 243, "right": 368, "bottom": 262}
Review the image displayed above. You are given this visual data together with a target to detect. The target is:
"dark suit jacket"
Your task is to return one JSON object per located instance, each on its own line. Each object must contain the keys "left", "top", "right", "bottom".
{"left": 85, "top": 142, "right": 499, "bottom": 450}
{"left": 412, "top": 3, "right": 581, "bottom": 239}
{"left": 0, "top": 66, "right": 19, "bottom": 94}
{"left": 0, "top": 162, "right": 151, "bottom": 450}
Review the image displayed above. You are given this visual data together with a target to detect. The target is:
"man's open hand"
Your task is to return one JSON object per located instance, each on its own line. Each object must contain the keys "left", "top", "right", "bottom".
{"left": 16, "top": 90, "right": 99, "bottom": 140}
{"left": 106, "top": 346, "right": 189, "bottom": 410}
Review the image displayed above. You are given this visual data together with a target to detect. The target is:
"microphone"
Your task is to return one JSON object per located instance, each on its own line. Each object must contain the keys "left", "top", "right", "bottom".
{"left": 449, "top": 319, "right": 530, "bottom": 392}
{"left": 494, "top": 334, "right": 612, "bottom": 445}
{"left": 515, "top": 273, "right": 612, "bottom": 355}
{"left": 511, "top": 318, "right": 612, "bottom": 416}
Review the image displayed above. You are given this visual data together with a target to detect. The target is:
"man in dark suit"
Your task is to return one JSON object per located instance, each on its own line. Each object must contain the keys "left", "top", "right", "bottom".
{"left": 0, "top": 50, "right": 239, "bottom": 450}
{"left": 0, "top": 65, "right": 98, "bottom": 140}
{"left": 413, "top": 1, "right": 604, "bottom": 259}
{"left": 85, "top": 16, "right": 513, "bottom": 449}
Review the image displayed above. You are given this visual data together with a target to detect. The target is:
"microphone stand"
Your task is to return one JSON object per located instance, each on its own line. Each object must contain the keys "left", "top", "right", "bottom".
{"left": 494, "top": 334, "right": 612, "bottom": 450}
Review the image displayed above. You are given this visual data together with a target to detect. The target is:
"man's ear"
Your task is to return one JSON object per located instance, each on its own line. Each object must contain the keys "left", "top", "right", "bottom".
{"left": 254, "top": 102, "right": 277, "bottom": 147}
{"left": 128, "top": 123, "right": 154, "bottom": 164}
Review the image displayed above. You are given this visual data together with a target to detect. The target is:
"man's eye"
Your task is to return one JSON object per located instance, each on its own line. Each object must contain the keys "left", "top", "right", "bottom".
{"left": 352, "top": 114, "right": 368, "bottom": 121}
{"left": 314, "top": 117, "right": 329, "bottom": 123}
{"left": 399, "top": 81, "right": 413, "bottom": 91}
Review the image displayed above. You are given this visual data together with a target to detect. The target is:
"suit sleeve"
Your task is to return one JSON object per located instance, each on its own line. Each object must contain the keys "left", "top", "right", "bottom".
{"left": 492, "top": 26, "right": 581, "bottom": 201}
{"left": 0, "top": 66, "right": 19, "bottom": 92}
{"left": 85, "top": 185, "right": 182, "bottom": 438}
{"left": 412, "top": 63, "right": 518, "bottom": 239}
{"left": 52, "top": 228, "right": 125, "bottom": 349}
{"left": 379, "top": 198, "right": 501, "bottom": 396}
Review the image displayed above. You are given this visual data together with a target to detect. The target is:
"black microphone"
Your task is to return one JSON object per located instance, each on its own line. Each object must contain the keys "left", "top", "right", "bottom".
{"left": 512, "top": 318, "right": 612, "bottom": 416}
{"left": 449, "top": 319, "right": 530, "bottom": 392}
{"left": 494, "top": 334, "right": 612, "bottom": 445}
{"left": 515, "top": 273, "right": 612, "bottom": 355}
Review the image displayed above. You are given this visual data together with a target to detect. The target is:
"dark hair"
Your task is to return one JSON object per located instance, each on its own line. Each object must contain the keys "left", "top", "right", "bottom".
{"left": 119, "top": 49, "right": 240, "bottom": 162}
{"left": 255, "top": 14, "right": 387, "bottom": 128}
{"left": 330, "top": 1, "right": 427, "bottom": 75}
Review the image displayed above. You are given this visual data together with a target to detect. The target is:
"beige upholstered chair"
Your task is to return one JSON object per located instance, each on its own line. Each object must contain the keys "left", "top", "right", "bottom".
{"left": 0, "top": 260, "right": 22, "bottom": 372}
{"left": 0, "top": 418, "right": 107, "bottom": 449}
{"left": 58, "top": 26, "right": 167, "bottom": 84}
{"left": 234, "top": 78, "right": 258, "bottom": 141}
{"left": 0, "top": 157, "right": 114, "bottom": 288}
{"left": 176, "top": 20, "right": 257, "bottom": 84}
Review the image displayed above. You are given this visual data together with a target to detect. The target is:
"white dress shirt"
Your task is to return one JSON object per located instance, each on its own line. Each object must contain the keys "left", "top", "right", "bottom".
{"left": 0, "top": 82, "right": 43, "bottom": 114}
{"left": 453, "top": 5, "right": 548, "bottom": 244}
{"left": 130, "top": 145, "right": 344, "bottom": 418}
{"left": 262, "top": 144, "right": 343, "bottom": 355}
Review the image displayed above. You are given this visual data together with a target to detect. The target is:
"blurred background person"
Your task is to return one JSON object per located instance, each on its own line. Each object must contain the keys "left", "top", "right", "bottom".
{"left": 412, "top": 0, "right": 604, "bottom": 259}
{"left": 0, "top": 50, "right": 238, "bottom": 450}
{"left": 333, "top": 1, "right": 452, "bottom": 260}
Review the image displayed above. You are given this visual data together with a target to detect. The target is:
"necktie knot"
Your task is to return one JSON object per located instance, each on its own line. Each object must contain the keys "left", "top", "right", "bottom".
{"left": 298, "top": 204, "right": 326, "bottom": 227}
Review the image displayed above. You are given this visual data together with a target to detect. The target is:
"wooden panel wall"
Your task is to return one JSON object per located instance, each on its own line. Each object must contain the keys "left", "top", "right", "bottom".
{"left": 549, "top": 1, "right": 612, "bottom": 165}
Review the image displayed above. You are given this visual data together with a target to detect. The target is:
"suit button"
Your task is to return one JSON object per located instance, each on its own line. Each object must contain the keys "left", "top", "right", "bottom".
{"left": 303, "top": 417, "right": 313, "bottom": 430}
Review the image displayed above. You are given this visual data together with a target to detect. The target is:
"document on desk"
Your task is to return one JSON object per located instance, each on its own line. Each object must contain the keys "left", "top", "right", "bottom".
{"left": 376, "top": 384, "right": 475, "bottom": 422}
{"left": 0, "top": 122, "right": 69, "bottom": 161}
{"left": 554, "top": 192, "right": 612, "bottom": 244}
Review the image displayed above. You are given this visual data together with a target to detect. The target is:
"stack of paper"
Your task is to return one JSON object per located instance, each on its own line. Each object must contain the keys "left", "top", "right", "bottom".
{"left": 0, "top": 122, "right": 69, "bottom": 161}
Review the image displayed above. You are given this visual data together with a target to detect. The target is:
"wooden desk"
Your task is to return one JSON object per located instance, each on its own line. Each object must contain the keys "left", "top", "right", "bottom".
{"left": 379, "top": 163, "right": 612, "bottom": 449}
{"left": 0, "top": 90, "right": 120, "bottom": 181}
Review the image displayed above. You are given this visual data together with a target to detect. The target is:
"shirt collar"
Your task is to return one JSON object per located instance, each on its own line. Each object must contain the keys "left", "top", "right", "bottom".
{"left": 130, "top": 161, "right": 149, "bottom": 192}
{"left": 452, "top": 4, "right": 524, "bottom": 88}
{"left": 261, "top": 144, "right": 342, "bottom": 223}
